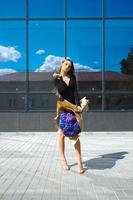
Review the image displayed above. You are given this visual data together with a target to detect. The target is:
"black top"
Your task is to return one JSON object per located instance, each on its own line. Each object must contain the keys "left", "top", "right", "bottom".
{"left": 54, "top": 75, "right": 80, "bottom": 106}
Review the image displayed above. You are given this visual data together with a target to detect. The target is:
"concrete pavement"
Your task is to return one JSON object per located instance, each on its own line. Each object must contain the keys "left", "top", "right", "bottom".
{"left": 0, "top": 132, "right": 133, "bottom": 200}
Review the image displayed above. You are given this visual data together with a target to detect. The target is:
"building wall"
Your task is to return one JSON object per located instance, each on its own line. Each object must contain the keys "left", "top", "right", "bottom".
{"left": 0, "top": 1, "right": 133, "bottom": 132}
{"left": 0, "top": 112, "right": 132, "bottom": 132}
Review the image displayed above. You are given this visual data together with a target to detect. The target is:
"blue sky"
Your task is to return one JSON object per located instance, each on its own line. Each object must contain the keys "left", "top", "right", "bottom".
{"left": 0, "top": 0, "right": 133, "bottom": 75}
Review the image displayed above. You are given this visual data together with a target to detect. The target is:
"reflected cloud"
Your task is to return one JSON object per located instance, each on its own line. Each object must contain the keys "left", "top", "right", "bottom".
{"left": 35, "top": 55, "right": 63, "bottom": 72}
{"left": 0, "top": 68, "right": 17, "bottom": 76}
{"left": 0, "top": 45, "right": 21, "bottom": 62}
{"left": 36, "top": 49, "right": 45, "bottom": 55}
{"left": 74, "top": 62, "right": 99, "bottom": 72}
{"left": 35, "top": 54, "right": 100, "bottom": 72}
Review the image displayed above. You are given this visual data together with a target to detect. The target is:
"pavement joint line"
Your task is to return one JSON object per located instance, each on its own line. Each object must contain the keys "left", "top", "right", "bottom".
{"left": 0, "top": 132, "right": 133, "bottom": 200}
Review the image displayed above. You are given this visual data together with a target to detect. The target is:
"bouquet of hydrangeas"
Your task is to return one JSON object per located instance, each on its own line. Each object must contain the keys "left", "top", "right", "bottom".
{"left": 59, "top": 111, "right": 81, "bottom": 137}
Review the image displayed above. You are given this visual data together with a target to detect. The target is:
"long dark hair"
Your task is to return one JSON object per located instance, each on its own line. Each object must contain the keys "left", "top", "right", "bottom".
{"left": 52, "top": 58, "right": 75, "bottom": 97}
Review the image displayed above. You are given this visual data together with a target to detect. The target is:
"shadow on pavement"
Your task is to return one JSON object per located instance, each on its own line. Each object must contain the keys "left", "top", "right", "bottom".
{"left": 70, "top": 151, "right": 128, "bottom": 171}
{"left": 83, "top": 151, "right": 129, "bottom": 171}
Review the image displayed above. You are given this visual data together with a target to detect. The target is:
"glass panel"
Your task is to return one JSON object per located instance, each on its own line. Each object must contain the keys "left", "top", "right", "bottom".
{"left": 77, "top": 72, "right": 102, "bottom": 92}
{"left": 29, "top": 72, "right": 54, "bottom": 92}
{"left": 79, "top": 92, "right": 102, "bottom": 110}
{"left": 29, "top": 93, "right": 57, "bottom": 110}
{"left": 0, "top": 21, "right": 26, "bottom": 92}
{"left": 29, "top": 21, "right": 64, "bottom": 92}
{"left": 105, "top": 94, "right": 133, "bottom": 110}
{"left": 0, "top": 94, "right": 26, "bottom": 110}
{"left": 105, "top": 0, "right": 133, "bottom": 17}
{"left": 67, "top": 0, "right": 102, "bottom": 17}
{"left": 105, "top": 72, "right": 133, "bottom": 91}
{"left": 0, "top": 0, "right": 25, "bottom": 18}
{"left": 29, "top": 0, "right": 64, "bottom": 17}
{"left": 105, "top": 20, "right": 133, "bottom": 91}
{"left": 67, "top": 20, "right": 102, "bottom": 91}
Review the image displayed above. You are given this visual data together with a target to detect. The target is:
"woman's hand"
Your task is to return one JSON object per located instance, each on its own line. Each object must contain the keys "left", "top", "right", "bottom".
{"left": 77, "top": 106, "right": 82, "bottom": 113}
{"left": 53, "top": 73, "right": 61, "bottom": 79}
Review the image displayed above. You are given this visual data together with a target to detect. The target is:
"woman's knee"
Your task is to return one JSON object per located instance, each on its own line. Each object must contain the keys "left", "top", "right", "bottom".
{"left": 58, "top": 129, "right": 65, "bottom": 139}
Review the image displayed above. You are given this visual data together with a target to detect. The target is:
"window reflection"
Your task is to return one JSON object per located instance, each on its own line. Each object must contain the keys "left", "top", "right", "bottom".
{"left": 0, "top": 1, "right": 133, "bottom": 111}
{"left": 0, "top": 94, "right": 26, "bottom": 110}
{"left": 0, "top": 0, "right": 25, "bottom": 18}
{"left": 29, "top": 21, "right": 64, "bottom": 92}
{"left": 29, "top": 0, "right": 64, "bottom": 17}
{"left": 105, "top": 0, "right": 133, "bottom": 17}
{"left": 105, "top": 20, "right": 133, "bottom": 91}
{"left": 67, "top": 20, "right": 102, "bottom": 91}
{"left": 76, "top": 72, "right": 102, "bottom": 92}
{"left": 105, "top": 94, "right": 133, "bottom": 110}
{"left": 29, "top": 94, "right": 57, "bottom": 110}
{"left": 0, "top": 21, "right": 26, "bottom": 92}
{"left": 67, "top": 0, "right": 102, "bottom": 17}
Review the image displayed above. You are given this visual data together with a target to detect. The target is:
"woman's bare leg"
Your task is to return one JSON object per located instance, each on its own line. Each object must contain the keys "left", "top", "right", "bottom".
{"left": 58, "top": 128, "right": 69, "bottom": 170}
{"left": 74, "top": 138, "right": 84, "bottom": 173}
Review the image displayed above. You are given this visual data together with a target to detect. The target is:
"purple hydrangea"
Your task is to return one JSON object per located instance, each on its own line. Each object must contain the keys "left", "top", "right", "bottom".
{"left": 59, "top": 111, "right": 81, "bottom": 137}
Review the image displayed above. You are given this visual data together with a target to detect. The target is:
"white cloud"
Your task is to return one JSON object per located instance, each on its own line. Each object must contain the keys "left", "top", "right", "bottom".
{"left": 36, "top": 49, "right": 45, "bottom": 55}
{"left": 0, "top": 68, "right": 17, "bottom": 76}
{"left": 74, "top": 63, "right": 99, "bottom": 72}
{"left": 0, "top": 45, "right": 21, "bottom": 62}
{"left": 35, "top": 55, "right": 63, "bottom": 72}
{"left": 35, "top": 54, "right": 99, "bottom": 72}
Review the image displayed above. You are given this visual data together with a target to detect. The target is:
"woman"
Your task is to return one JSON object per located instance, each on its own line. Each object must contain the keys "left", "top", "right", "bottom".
{"left": 53, "top": 58, "right": 84, "bottom": 174}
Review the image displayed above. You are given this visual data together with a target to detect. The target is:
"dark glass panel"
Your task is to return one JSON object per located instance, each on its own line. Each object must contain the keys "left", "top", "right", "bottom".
{"left": 105, "top": 0, "right": 133, "bottom": 17}
{"left": 0, "top": 21, "right": 26, "bottom": 92}
{"left": 29, "top": 93, "right": 57, "bottom": 110}
{"left": 29, "top": 21, "right": 64, "bottom": 91}
{"left": 67, "top": 20, "right": 102, "bottom": 91}
{"left": 105, "top": 94, "right": 133, "bottom": 110}
{"left": 29, "top": 0, "right": 64, "bottom": 17}
{"left": 67, "top": 0, "right": 102, "bottom": 17}
{"left": 0, "top": 0, "right": 25, "bottom": 18}
{"left": 0, "top": 94, "right": 26, "bottom": 110}
{"left": 105, "top": 20, "right": 133, "bottom": 91}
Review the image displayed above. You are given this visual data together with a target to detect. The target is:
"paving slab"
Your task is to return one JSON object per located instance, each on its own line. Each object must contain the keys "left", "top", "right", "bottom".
{"left": 0, "top": 132, "right": 133, "bottom": 200}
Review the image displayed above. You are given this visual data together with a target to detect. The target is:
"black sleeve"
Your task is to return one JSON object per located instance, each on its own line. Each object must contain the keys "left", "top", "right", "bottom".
{"left": 73, "top": 76, "right": 80, "bottom": 106}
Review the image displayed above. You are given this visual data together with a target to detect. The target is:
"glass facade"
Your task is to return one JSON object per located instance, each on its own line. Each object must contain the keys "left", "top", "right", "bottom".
{"left": 0, "top": 0, "right": 133, "bottom": 111}
{"left": 67, "top": 0, "right": 102, "bottom": 17}
{"left": 29, "top": 0, "right": 64, "bottom": 18}
{"left": 0, "top": 0, "right": 26, "bottom": 18}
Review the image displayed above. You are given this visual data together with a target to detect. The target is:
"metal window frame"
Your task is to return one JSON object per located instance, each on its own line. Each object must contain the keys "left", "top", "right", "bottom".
{"left": 0, "top": 0, "right": 133, "bottom": 112}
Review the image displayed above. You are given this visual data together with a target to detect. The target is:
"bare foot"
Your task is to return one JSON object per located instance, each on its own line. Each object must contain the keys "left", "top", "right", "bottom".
{"left": 61, "top": 159, "right": 70, "bottom": 170}
{"left": 78, "top": 162, "right": 84, "bottom": 174}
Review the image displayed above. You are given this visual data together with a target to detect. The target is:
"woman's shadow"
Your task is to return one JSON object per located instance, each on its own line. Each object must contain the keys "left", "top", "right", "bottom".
{"left": 83, "top": 151, "right": 128, "bottom": 170}
{"left": 70, "top": 151, "right": 128, "bottom": 171}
